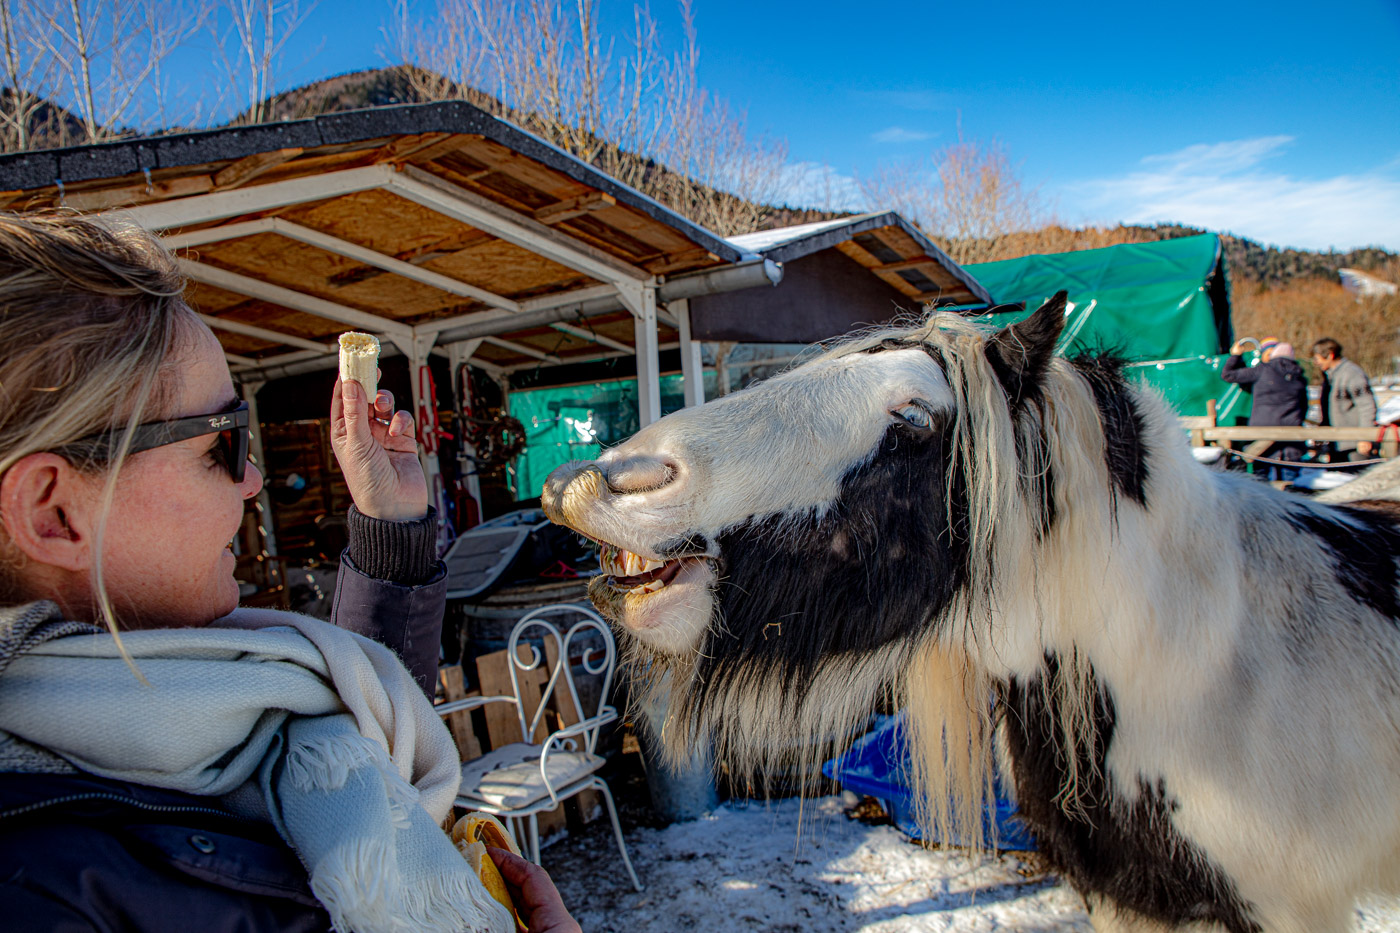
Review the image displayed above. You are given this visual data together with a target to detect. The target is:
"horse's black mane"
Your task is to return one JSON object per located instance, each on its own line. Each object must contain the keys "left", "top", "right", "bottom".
{"left": 1069, "top": 352, "right": 1150, "bottom": 509}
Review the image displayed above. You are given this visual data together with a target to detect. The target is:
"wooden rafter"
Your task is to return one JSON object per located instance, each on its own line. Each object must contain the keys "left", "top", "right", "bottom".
{"left": 534, "top": 192, "right": 616, "bottom": 225}
{"left": 213, "top": 148, "right": 305, "bottom": 190}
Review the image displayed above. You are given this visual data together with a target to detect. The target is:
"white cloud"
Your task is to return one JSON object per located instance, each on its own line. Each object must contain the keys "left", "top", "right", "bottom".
{"left": 1065, "top": 137, "right": 1400, "bottom": 251}
{"left": 871, "top": 126, "right": 932, "bottom": 144}
{"left": 1139, "top": 136, "right": 1295, "bottom": 174}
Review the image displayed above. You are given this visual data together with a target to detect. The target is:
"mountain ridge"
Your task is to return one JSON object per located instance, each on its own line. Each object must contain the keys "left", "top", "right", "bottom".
{"left": 3, "top": 66, "right": 1394, "bottom": 289}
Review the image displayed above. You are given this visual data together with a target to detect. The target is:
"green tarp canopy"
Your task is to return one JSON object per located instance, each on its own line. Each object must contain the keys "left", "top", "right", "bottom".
{"left": 508, "top": 373, "right": 717, "bottom": 500}
{"left": 507, "top": 235, "right": 1250, "bottom": 501}
{"left": 964, "top": 234, "right": 1249, "bottom": 423}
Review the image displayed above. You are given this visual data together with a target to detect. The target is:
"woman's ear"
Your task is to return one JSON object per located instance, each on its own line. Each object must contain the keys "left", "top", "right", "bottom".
{"left": 0, "top": 453, "right": 97, "bottom": 574}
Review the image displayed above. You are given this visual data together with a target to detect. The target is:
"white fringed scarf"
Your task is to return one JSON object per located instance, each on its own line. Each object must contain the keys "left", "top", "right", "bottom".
{"left": 0, "top": 601, "right": 512, "bottom": 933}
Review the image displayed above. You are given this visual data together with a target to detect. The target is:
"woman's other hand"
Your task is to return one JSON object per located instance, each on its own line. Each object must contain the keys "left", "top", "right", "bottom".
{"left": 487, "top": 847, "right": 583, "bottom": 933}
{"left": 330, "top": 375, "right": 429, "bottom": 521}
{"left": 1229, "top": 340, "right": 1249, "bottom": 356}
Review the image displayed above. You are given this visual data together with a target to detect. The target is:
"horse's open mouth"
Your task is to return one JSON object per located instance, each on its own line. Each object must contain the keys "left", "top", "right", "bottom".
{"left": 564, "top": 531, "right": 717, "bottom": 650}
{"left": 597, "top": 542, "right": 708, "bottom": 596}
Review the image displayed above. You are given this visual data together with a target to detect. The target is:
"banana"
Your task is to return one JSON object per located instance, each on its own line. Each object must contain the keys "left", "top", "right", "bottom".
{"left": 338, "top": 332, "right": 380, "bottom": 401}
{"left": 450, "top": 812, "right": 526, "bottom": 932}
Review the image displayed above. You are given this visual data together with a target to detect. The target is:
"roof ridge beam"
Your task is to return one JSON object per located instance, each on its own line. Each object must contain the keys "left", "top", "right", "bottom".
{"left": 265, "top": 218, "right": 520, "bottom": 312}
{"left": 198, "top": 312, "right": 335, "bottom": 353}
{"left": 482, "top": 335, "right": 562, "bottom": 364}
{"left": 178, "top": 258, "right": 413, "bottom": 338}
{"left": 387, "top": 164, "right": 650, "bottom": 286}
{"left": 165, "top": 216, "right": 520, "bottom": 312}
{"left": 548, "top": 321, "right": 632, "bottom": 353}
{"left": 163, "top": 218, "right": 276, "bottom": 248}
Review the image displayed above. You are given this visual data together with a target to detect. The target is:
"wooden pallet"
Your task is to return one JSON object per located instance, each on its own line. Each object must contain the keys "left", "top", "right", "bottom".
{"left": 438, "top": 644, "right": 606, "bottom": 845}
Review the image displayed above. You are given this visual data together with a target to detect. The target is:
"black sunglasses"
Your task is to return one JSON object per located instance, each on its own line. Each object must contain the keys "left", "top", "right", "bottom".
{"left": 61, "top": 400, "right": 251, "bottom": 483}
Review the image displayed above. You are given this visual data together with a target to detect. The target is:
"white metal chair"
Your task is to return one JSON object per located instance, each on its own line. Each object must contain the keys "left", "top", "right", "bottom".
{"left": 435, "top": 602, "right": 643, "bottom": 891}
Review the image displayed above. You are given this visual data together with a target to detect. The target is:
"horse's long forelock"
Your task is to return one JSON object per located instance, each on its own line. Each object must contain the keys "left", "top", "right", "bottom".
{"left": 889, "top": 314, "right": 1119, "bottom": 851}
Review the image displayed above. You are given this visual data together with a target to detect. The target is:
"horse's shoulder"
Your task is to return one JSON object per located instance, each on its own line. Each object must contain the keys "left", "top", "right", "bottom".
{"left": 1337, "top": 499, "right": 1400, "bottom": 523}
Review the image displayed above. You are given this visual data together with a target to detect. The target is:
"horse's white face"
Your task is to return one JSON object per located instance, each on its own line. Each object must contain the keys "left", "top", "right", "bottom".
{"left": 542, "top": 346, "right": 958, "bottom": 656}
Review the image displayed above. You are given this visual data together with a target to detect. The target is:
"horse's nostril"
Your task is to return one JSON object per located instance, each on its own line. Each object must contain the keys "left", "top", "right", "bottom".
{"left": 605, "top": 456, "right": 677, "bottom": 495}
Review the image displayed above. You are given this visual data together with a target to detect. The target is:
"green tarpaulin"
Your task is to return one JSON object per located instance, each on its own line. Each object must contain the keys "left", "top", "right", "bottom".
{"left": 964, "top": 234, "right": 1247, "bottom": 422}
{"left": 508, "top": 373, "right": 716, "bottom": 500}
{"left": 506, "top": 235, "right": 1250, "bottom": 501}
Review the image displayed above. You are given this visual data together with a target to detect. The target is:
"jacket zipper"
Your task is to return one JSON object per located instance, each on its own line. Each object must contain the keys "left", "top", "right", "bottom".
{"left": 0, "top": 791, "right": 252, "bottom": 823}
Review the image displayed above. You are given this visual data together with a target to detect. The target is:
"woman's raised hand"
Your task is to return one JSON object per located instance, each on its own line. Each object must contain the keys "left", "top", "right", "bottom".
{"left": 330, "top": 375, "right": 429, "bottom": 521}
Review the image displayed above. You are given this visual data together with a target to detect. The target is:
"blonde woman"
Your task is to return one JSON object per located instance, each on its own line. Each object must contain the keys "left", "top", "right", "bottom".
{"left": 0, "top": 212, "right": 579, "bottom": 933}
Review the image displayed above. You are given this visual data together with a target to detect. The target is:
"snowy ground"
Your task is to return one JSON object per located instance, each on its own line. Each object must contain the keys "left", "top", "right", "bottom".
{"left": 542, "top": 777, "right": 1400, "bottom": 931}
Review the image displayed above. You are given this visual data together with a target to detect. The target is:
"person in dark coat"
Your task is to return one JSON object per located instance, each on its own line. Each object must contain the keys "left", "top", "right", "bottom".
{"left": 1221, "top": 338, "right": 1309, "bottom": 483}
{"left": 0, "top": 213, "right": 580, "bottom": 933}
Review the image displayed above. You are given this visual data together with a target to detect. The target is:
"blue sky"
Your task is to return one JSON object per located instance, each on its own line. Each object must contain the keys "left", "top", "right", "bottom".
{"left": 188, "top": 0, "right": 1400, "bottom": 252}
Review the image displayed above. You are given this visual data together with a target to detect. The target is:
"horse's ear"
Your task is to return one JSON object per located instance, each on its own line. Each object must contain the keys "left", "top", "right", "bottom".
{"left": 985, "top": 290, "right": 1068, "bottom": 409}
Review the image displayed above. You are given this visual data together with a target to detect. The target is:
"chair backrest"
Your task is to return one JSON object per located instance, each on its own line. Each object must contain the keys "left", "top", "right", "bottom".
{"left": 505, "top": 603, "right": 616, "bottom": 755}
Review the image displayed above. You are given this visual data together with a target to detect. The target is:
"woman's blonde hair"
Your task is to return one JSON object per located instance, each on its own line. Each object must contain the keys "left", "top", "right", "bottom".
{"left": 0, "top": 210, "right": 195, "bottom": 633}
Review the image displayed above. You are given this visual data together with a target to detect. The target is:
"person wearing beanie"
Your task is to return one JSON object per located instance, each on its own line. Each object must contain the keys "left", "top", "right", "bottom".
{"left": 1222, "top": 337, "right": 1309, "bottom": 482}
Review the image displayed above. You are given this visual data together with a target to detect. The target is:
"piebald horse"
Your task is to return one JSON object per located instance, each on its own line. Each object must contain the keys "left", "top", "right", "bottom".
{"left": 542, "top": 294, "right": 1400, "bottom": 933}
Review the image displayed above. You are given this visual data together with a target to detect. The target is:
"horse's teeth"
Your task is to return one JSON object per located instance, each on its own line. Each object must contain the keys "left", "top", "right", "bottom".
{"left": 600, "top": 545, "right": 666, "bottom": 579}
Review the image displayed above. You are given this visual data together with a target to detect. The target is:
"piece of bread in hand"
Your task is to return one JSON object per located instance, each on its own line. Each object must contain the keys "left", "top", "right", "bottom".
{"left": 451, "top": 812, "right": 526, "bottom": 932}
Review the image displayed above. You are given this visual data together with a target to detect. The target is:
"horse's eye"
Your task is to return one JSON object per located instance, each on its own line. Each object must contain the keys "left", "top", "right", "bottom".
{"left": 892, "top": 402, "right": 935, "bottom": 430}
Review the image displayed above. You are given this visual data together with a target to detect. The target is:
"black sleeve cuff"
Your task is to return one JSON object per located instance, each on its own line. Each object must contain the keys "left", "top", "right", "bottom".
{"left": 345, "top": 504, "right": 438, "bottom": 586}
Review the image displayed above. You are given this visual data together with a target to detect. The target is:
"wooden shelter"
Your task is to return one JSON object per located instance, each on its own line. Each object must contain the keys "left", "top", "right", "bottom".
{"left": 0, "top": 103, "right": 996, "bottom": 563}
{"left": 689, "top": 213, "right": 991, "bottom": 343}
{"left": 0, "top": 101, "right": 785, "bottom": 407}
{"left": 0, "top": 101, "right": 784, "bottom": 542}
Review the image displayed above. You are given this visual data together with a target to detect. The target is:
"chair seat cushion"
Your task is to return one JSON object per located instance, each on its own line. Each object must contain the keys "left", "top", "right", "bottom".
{"left": 458, "top": 743, "right": 603, "bottom": 809}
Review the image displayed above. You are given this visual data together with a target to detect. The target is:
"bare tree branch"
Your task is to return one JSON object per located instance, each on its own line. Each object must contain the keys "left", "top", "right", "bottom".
{"left": 0, "top": 0, "right": 58, "bottom": 152}
{"left": 215, "top": 0, "right": 316, "bottom": 125}
{"left": 860, "top": 136, "right": 1051, "bottom": 265}
{"left": 389, "top": 0, "right": 789, "bottom": 234}
{"left": 22, "top": 0, "right": 206, "bottom": 148}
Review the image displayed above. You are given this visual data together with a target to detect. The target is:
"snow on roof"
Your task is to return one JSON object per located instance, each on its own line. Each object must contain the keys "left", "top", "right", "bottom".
{"left": 1339, "top": 268, "right": 1398, "bottom": 298}
{"left": 726, "top": 215, "right": 881, "bottom": 253}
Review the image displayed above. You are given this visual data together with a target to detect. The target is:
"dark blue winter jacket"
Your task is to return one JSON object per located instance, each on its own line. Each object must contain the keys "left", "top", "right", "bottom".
{"left": 1221, "top": 354, "right": 1309, "bottom": 430}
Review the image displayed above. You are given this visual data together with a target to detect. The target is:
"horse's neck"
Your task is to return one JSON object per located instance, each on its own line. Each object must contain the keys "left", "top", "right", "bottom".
{"left": 984, "top": 411, "right": 1256, "bottom": 687}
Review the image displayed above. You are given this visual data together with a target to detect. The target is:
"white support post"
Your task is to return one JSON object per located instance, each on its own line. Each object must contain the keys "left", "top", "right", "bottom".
{"left": 239, "top": 380, "right": 280, "bottom": 587}
{"left": 446, "top": 339, "right": 486, "bottom": 528}
{"left": 390, "top": 330, "right": 450, "bottom": 551}
{"left": 672, "top": 298, "right": 704, "bottom": 407}
{"left": 714, "top": 341, "right": 737, "bottom": 398}
{"left": 618, "top": 282, "right": 662, "bottom": 427}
